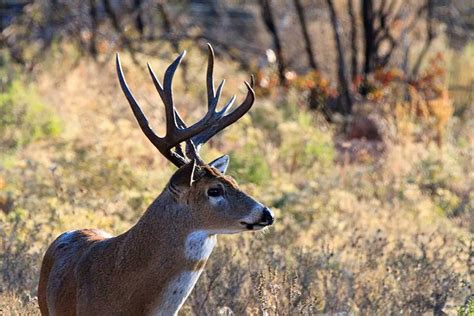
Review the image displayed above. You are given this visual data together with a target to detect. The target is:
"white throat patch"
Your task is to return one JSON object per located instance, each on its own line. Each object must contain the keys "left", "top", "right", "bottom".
{"left": 184, "top": 230, "right": 216, "bottom": 261}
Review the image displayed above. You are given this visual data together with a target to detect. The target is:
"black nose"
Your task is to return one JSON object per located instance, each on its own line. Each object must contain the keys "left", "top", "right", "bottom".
{"left": 261, "top": 207, "right": 274, "bottom": 225}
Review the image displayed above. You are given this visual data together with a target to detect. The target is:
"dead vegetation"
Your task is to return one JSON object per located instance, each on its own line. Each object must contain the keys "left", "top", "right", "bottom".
{"left": 0, "top": 45, "right": 472, "bottom": 314}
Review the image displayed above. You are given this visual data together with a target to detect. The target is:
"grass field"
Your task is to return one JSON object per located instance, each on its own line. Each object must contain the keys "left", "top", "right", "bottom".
{"left": 0, "top": 45, "right": 473, "bottom": 315}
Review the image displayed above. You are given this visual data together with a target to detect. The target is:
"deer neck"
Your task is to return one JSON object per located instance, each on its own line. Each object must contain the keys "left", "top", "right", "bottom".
{"left": 114, "top": 190, "right": 216, "bottom": 315}
{"left": 123, "top": 191, "right": 217, "bottom": 260}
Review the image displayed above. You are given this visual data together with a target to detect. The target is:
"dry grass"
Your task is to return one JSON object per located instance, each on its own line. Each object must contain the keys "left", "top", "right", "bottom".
{"left": 0, "top": 47, "right": 472, "bottom": 315}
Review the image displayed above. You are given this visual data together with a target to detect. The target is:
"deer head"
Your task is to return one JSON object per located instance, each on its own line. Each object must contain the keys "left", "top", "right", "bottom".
{"left": 116, "top": 44, "right": 274, "bottom": 234}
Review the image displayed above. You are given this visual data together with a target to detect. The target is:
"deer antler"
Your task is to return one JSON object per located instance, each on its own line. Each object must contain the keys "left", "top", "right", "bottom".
{"left": 175, "top": 44, "right": 255, "bottom": 162}
{"left": 116, "top": 44, "right": 255, "bottom": 167}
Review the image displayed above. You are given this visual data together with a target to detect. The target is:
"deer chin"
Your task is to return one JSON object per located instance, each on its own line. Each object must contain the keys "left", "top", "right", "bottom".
{"left": 239, "top": 222, "right": 270, "bottom": 231}
{"left": 204, "top": 228, "right": 244, "bottom": 235}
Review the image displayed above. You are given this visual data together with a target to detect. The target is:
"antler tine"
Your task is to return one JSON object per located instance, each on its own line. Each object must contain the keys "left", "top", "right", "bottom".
{"left": 207, "top": 44, "right": 229, "bottom": 111}
{"left": 116, "top": 53, "right": 186, "bottom": 167}
{"left": 191, "top": 81, "right": 255, "bottom": 149}
{"left": 146, "top": 51, "right": 185, "bottom": 137}
{"left": 218, "top": 95, "right": 237, "bottom": 117}
{"left": 187, "top": 45, "right": 255, "bottom": 151}
{"left": 179, "top": 44, "right": 255, "bottom": 157}
{"left": 148, "top": 53, "right": 218, "bottom": 145}
{"left": 206, "top": 44, "right": 216, "bottom": 111}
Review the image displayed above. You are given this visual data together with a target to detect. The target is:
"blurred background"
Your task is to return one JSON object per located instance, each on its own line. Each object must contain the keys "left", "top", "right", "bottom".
{"left": 0, "top": 0, "right": 473, "bottom": 314}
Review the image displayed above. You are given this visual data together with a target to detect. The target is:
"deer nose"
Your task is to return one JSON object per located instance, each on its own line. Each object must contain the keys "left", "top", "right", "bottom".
{"left": 261, "top": 207, "right": 274, "bottom": 226}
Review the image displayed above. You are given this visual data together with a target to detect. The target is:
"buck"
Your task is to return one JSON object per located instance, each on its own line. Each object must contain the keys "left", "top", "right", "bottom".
{"left": 38, "top": 44, "right": 274, "bottom": 315}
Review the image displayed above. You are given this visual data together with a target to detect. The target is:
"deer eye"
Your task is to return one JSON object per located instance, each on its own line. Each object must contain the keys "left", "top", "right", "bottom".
{"left": 207, "top": 187, "right": 224, "bottom": 197}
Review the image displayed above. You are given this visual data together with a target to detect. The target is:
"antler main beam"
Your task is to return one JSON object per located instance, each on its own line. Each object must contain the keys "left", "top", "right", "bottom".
{"left": 116, "top": 44, "right": 255, "bottom": 167}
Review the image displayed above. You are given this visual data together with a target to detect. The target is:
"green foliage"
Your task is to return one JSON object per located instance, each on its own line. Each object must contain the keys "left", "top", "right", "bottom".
{"left": 0, "top": 80, "right": 61, "bottom": 152}
{"left": 279, "top": 110, "right": 335, "bottom": 169}
{"left": 458, "top": 295, "right": 474, "bottom": 316}
{"left": 229, "top": 144, "right": 271, "bottom": 185}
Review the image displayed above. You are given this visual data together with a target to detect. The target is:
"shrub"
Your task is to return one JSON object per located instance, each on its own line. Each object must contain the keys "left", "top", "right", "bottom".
{"left": 0, "top": 80, "right": 61, "bottom": 152}
{"left": 229, "top": 145, "right": 271, "bottom": 185}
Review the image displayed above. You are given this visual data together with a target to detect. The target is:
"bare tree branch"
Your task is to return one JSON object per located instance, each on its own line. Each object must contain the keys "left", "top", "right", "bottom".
{"left": 88, "top": 0, "right": 98, "bottom": 59}
{"left": 133, "top": 0, "right": 145, "bottom": 38}
{"left": 326, "top": 0, "right": 353, "bottom": 114}
{"left": 412, "top": 0, "right": 435, "bottom": 76}
{"left": 293, "top": 0, "right": 319, "bottom": 71}
{"left": 258, "top": 0, "right": 287, "bottom": 85}
{"left": 102, "top": 0, "right": 137, "bottom": 62}
{"left": 347, "top": 0, "right": 358, "bottom": 81}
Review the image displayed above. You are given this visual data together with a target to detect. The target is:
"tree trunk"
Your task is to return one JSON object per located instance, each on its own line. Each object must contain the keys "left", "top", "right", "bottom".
{"left": 412, "top": 0, "right": 434, "bottom": 76}
{"left": 133, "top": 0, "right": 145, "bottom": 38}
{"left": 258, "top": 0, "right": 287, "bottom": 85}
{"left": 88, "top": 0, "right": 98, "bottom": 58}
{"left": 326, "top": 0, "right": 353, "bottom": 114}
{"left": 157, "top": 1, "right": 188, "bottom": 86}
{"left": 293, "top": 0, "right": 318, "bottom": 71}
{"left": 361, "top": 0, "right": 375, "bottom": 77}
{"left": 347, "top": 0, "right": 358, "bottom": 81}
{"left": 157, "top": 2, "right": 177, "bottom": 50}
{"left": 102, "top": 0, "right": 135, "bottom": 60}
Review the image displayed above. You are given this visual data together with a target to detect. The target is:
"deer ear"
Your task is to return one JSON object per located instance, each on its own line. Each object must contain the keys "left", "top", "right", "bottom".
{"left": 209, "top": 155, "right": 230, "bottom": 174}
{"left": 170, "top": 160, "right": 196, "bottom": 188}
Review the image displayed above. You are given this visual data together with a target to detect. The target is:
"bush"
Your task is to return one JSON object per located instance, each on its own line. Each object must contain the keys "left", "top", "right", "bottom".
{"left": 229, "top": 145, "right": 271, "bottom": 185}
{"left": 0, "top": 80, "right": 61, "bottom": 152}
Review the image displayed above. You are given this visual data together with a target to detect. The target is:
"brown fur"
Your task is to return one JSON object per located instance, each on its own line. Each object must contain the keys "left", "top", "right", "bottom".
{"left": 38, "top": 166, "right": 268, "bottom": 315}
{"left": 195, "top": 165, "right": 239, "bottom": 189}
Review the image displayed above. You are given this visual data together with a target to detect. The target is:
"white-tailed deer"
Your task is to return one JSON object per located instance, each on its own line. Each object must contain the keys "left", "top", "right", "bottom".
{"left": 38, "top": 44, "right": 274, "bottom": 315}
